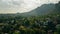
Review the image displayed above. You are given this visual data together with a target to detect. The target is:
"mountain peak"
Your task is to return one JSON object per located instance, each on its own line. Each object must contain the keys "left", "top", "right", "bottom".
{"left": 20, "top": 3, "right": 55, "bottom": 16}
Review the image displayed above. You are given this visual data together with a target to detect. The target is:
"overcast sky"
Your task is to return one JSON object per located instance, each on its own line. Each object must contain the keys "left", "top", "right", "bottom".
{"left": 0, "top": 0, "right": 60, "bottom": 14}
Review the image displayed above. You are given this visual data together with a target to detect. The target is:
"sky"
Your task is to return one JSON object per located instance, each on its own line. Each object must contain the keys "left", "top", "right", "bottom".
{"left": 0, "top": 0, "right": 60, "bottom": 14}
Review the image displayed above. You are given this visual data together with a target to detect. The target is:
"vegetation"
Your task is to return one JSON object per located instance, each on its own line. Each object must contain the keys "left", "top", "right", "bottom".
{"left": 0, "top": 14, "right": 60, "bottom": 34}
{"left": 0, "top": 1, "right": 60, "bottom": 34}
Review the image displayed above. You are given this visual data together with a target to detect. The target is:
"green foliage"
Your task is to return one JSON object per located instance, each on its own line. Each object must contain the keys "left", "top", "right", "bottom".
{"left": 0, "top": 14, "right": 60, "bottom": 34}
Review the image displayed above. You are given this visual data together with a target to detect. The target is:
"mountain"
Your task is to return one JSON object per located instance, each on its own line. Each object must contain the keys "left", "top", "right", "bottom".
{"left": 0, "top": 2, "right": 60, "bottom": 17}
{"left": 19, "top": 3, "right": 56, "bottom": 17}
{"left": 55, "top": 1, "right": 60, "bottom": 12}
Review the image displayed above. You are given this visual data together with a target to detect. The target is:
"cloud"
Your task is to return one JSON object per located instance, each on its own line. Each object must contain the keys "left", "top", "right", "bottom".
{"left": 0, "top": 0, "right": 60, "bottom": 13}
{"left": 0, "top": 0, "right": 21, "bottom": 8}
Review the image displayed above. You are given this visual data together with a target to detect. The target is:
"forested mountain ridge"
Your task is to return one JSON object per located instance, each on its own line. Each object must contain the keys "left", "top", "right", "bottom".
{"left": 0, "top": 1, "right": 60, "bottom": 17}
{"left": 18, "top": 1, "right": 60, "bottom": 16}
{"left": 21, "top": 4, "right": 55, "bottom": 16}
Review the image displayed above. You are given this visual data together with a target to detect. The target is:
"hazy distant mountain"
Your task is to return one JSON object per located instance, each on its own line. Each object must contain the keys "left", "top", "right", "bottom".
{"left": 55, "top": 1, "right": 60, "bottom": 12}
{"left": 20, "top": 1, "right": 60, "bottom": 17}
{"left": 20, "top": 3, "right": 56, "bottom": 16}
{"left": 0, "top": 2, "right": 60, "bottom": 17}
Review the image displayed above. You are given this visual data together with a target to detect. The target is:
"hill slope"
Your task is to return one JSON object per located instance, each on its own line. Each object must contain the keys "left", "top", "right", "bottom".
{"left": 20, "top": 3, "right": 56, "bottom": 16}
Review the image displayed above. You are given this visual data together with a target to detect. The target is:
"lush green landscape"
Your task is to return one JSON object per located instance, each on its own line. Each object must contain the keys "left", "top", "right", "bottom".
{"left": 0, "top": 14, "right": 60, "bottom": 34}
{"left": 0, "top": 1, "right": 60, "bottom": 34}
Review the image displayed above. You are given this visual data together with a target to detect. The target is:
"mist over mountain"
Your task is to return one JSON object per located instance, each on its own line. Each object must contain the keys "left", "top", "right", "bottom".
{"left": 19, "top": 1, "right": 60, "bottom": 17}
{"left": 0, "top": 1, "right": 60, "bottom": 17}
{"left": 20, "top": 4, "right": 55, "bottom": 16}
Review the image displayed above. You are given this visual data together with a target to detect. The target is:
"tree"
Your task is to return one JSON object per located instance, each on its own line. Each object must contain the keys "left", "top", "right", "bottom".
{"left": 56, "top": 24, "right": 60, "bottom": 34}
